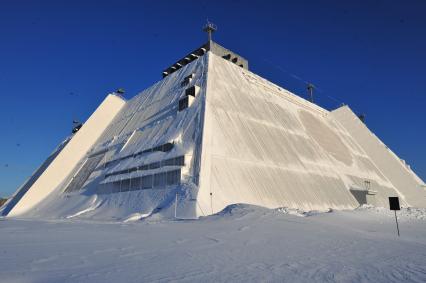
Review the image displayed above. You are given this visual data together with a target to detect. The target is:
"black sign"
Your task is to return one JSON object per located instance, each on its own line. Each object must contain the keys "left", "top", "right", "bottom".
{"left": 389, "top": 197, "right": 400, "bottom": 211}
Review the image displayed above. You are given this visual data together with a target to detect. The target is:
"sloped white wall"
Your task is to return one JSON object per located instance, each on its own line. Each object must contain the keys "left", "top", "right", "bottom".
{"left": 15, "top": 55, "right": 210, "bottom": 220}
{"left": 197, "top": 53, "right": 403, "bottom": 214}
{"left": 7, "top": 94, "right": 126, "bottom": 216}
{"left": 331, "top": 106, "right": 426, "bottom": 208}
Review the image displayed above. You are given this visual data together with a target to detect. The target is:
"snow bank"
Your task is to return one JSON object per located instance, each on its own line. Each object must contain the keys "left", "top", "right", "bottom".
{"left": 356, "top": 205, "right": 426, "bottom": 221}
{"left": 1, "top": 204, "right": 425, "bottom": 283}
{"left": 275, "top": 207, "right": 333, "bottom": 217}
{"left": 122, "top": 212, "right": 151, "bottom": 222}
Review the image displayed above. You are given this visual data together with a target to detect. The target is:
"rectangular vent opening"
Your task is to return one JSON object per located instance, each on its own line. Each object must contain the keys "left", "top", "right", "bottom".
{"left": 181, "top": 73, "right": 194, "bottom": 87}
{"left": 179, "top": 96, "right": 189, "bottom": 111}
{"left": 185, "top": 85, "right": 200, "bottom": 97}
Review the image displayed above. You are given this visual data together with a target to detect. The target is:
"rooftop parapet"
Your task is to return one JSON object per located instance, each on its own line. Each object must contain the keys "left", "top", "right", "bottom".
{"left": 162, "top": 40, "right": 248, "bottom": 78}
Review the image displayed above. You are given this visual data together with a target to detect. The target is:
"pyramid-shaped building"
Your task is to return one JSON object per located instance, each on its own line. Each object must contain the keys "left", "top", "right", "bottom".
{"left": 2, "top": 39, "right": 425, "bottom": 219}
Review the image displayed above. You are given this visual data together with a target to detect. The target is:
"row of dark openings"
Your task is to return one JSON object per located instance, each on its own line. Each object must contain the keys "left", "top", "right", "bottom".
{"left": 104, "top": 142, "right": 175, "bottom": 168}
{"left": 98, "top": 169, "right": 181, "bottom": 194}
{"left": 178, "top": 85, "right": 198, "bottom": 111}
{"left": 105, "top": 156, "right": 185, "bottom": 178}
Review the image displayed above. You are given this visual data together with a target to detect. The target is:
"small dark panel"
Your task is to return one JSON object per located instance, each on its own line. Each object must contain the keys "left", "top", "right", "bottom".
{"left": 72, "top": 123, "right": 82, "bottom": 134}
{"left": 120, "top": 179, "right": 131, "bottom": 192}
{"left": 178, "top": 97, "right": 189, "bottom": 111}
{"left": 154, "top": 172, "right": 166, "bottom": 187}
{"left": 175, "top": 156, "right": 185, "bottom": 166}
{"left": 139, "top": 164, "right": 149, "bottom": 170}
{"left": 111, "top": 181, "right": 122, "bottom": 193}
{"left": 164, "top": 158, "right": 174, "bottom": 166}
{"left": 185, "top": 86, "right": 196, "bottom": 97}
{"left": 222, "top": 54, "right": 231, "bottom": 60}
{"left": 129, "top": 177, "right": 141, "bottom": 191}
{"left": 166, "top": 169, "right": 181, "bottom": 185}
{"left": 149, "top": 162, "right": 161, "bottom": 170}
{"left": 180, "top": 74, "right": 194, "bottom": 87}
{"left": 181, "top": 78, "right": 190, "bottom": 87}
{"left": 162, "top": 142, "right": 174, "bottom": 152}
{"left": 141, "top": 175, "right": 153, "bottom": 189}
{"left": 153, "top": 145, "right": 162, "bottom": 151}
{"left": 389, "top": 197, "right": 400, "bottom": 210}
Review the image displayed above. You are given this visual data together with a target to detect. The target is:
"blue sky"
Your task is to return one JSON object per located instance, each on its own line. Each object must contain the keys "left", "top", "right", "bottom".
{"left": 0, "top": 0, "right": 425, "bottom": 197}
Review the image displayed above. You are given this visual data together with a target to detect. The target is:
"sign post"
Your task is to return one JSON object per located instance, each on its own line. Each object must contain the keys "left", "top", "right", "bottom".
{"left": 174, "top": 192, "right": 178, "bottom": 219}
{"left": 388, "top": 197, "right": 400, "bottom": 237}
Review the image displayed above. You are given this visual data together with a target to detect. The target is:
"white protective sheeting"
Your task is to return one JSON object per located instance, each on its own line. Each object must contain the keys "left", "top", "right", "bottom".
{"left": 8, "top": 53, "right": 209, "bottom": 219}
{"left": 331, "top": 106, "right": 426, "bottom": 208}
{"left": 197, "top": 53, "right": 407, "bottom": 214}
{"left": 6, "top": 48, "right": 425, "bottom": 219}
{"left": 6, "top": 94, "right": 126, "bottom": 216}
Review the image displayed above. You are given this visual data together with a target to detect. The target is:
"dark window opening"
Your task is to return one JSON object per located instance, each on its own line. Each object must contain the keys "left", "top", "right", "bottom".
{"left": 181, "top": 74, "right": 194, "bottom": 87}
{"left": 120, "top": 179, "right": 131, "bottom": 192}
{"left": 149, "top": 162, "right": 161, "bottom": 170}
{"left": 142, "top": 175, "right": 153, "bottom": 189}
{"left": 185, "top": 86, "right": 197, "bottom": 97}
{"left": 99, "top": 169, "right": 181, "bottom": 194}
{"left": 105, "top": 155, "right": 185, "bottom": 178}
{"left": 162, "top": 143, "right": 173, "bottom": 152}
{"left": 181, "top": 79, "right": 190, "bottom": 87}
{"left": 129, "top": 177, "right": 141, "bottom": 191}
{"left": 179, "top": 97, "right": 189, "bottom": 111}
{"left": 139, "top": 164, "right": 149, "bottom": 170}
{"left": 222, "top": 54, "right": 231, "bottom": 60}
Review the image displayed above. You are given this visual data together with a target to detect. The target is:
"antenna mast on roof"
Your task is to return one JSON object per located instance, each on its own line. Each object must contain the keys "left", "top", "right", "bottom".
{"left": 307, "top": 83, "right": 314, "bottom": 103}
{"left": 203, "top": 20, "right": 217, "bottom": 42}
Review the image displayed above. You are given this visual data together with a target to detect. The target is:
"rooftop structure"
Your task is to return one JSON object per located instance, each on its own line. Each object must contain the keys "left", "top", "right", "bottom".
{"left": 162, "top": 40, "right": 248, "bottom": 78}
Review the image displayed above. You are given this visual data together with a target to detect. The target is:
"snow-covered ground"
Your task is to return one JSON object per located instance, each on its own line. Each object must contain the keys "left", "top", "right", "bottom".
{"left": 0, "top": 205, "right": 425, "bottom": 283}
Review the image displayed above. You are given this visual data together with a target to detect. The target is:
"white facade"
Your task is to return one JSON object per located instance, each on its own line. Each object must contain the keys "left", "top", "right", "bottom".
{"left": 4, "top": 94, "right": 126, "bottom": 216}
{"left": 2, "top": 49, "right": 425, "bottom": 219}
{"left": 330, "top": 106, "right": 426, "bottom": 208}
{"left": 197, "top": 53, "right": 424, "bottom": 214}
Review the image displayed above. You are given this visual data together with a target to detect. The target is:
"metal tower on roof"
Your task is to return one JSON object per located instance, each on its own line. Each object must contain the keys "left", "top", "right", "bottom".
{"left": 307, "top": 83, "right": 314, "bottom": 103}
{"left": 203, "top": 20, "right": 217, "bottom": 42}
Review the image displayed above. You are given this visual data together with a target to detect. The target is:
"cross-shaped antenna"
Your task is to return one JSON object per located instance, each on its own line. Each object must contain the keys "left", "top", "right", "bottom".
{"left": 203, "top": 20, "right": 217, "bottom": 42}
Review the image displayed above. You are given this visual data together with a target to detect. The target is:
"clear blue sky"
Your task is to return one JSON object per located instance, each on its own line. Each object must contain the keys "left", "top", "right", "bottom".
{"left": 0, "top": 0, "right": 425, "bottom": 197}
